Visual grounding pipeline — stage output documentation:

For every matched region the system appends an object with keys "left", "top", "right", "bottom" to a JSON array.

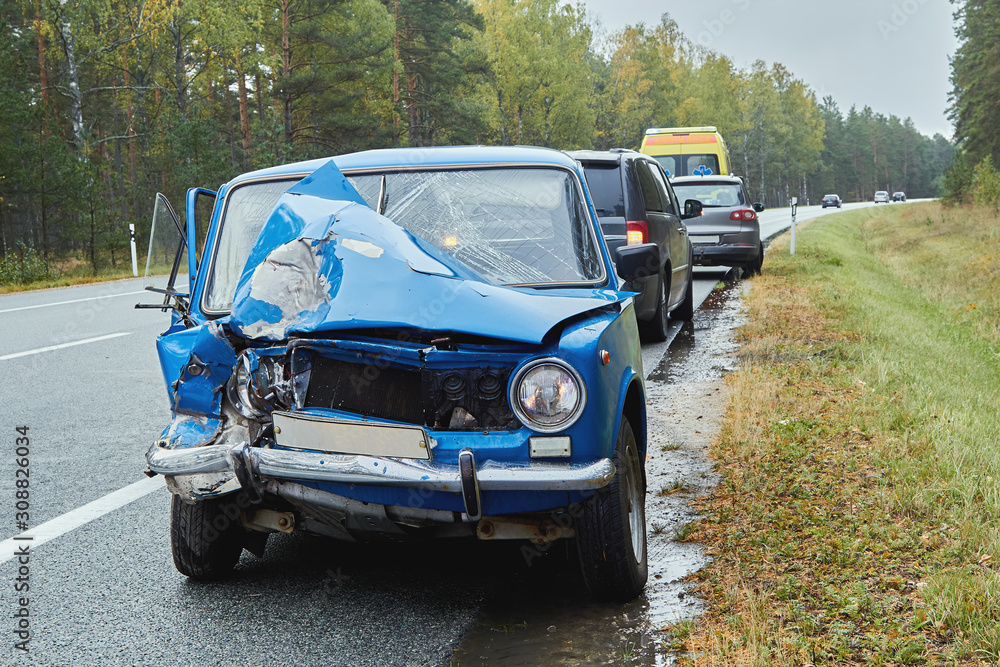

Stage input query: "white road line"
[
  {"left": 0, "top": 333, "right": 132, "bottom": 361},
  {"left": 0, "top": 290, "right": 147, "bottom": 314},
  {"left": 0, "top": 476, "right": 163, "bottom": 564}
]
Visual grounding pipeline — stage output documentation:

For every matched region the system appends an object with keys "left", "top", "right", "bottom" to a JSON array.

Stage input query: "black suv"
[{"left": 570, "top": 149, "right": 696, "bottom": 342}]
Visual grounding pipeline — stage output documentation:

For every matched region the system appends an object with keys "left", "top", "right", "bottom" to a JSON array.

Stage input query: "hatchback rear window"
[{"left": 672, "top": 181, "right": 746, "bottom": 208}]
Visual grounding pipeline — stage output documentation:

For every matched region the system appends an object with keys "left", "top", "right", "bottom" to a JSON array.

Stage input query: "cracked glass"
[
  {"left": 204, "top": 179, "right": 298, "bottom": 312},
  {"left": 348, "top": 168, "right": 604, "bottom": 286}
]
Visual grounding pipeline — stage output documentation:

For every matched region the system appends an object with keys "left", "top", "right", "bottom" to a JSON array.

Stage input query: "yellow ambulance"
[{"left": 640, "top": 127, "right": 732, "bottom": 178}]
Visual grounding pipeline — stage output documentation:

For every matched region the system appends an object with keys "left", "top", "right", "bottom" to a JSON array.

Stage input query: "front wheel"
[
  {"left": 170, "top": 494, "right": 247, "bottom": 580},
  {"left": 575, "top": 416, "right": 648, "bottom": 601}
]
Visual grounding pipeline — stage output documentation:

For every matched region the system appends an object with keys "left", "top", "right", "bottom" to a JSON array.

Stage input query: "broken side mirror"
[
  {"left": 681, "top": 199, "right": 703, "bottom": 219},
  {"left": 615, "top": 243, "right": 660, "bottom": 282},
  {"left": 753, "top": 202, "right": 765, "bottom": 213}
]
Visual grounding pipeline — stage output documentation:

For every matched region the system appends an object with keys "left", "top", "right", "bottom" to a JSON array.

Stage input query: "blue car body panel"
[{"left": 151, "top": 146, "right": 647, "bottom": 517}]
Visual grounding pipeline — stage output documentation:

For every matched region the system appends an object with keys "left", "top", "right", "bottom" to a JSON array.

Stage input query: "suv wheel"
[
  {"left": 575, "top": 415, "right": 648, "bottom": 601},
  {"left": 743, "top": 242, "right": 764, "bottom": 277},
  {"left": 637, "top": 270, "right": 669, "bottom": 343},
  {"left": 671, "top": 259, "right": 694, "bottom": 321}
]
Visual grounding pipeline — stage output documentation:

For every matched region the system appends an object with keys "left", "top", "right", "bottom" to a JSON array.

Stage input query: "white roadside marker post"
[
  {"left": 790, "top": 197, "right": 798, "bottom": 255},
  {"left": 129, "top": 223, "right": 138, "bottom": 277}
]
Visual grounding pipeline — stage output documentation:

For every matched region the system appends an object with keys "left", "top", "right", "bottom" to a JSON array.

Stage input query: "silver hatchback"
[{"left": 671, "top": 175, "right": 765, "bottom": 275}]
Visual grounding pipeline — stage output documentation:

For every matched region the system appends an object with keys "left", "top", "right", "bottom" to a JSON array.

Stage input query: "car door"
[
  {"left": 632, "top": 159, "right": 674, "bottom": 300},
  {"left": 646, "top": 161, "right": 687, "bottom": 308}
]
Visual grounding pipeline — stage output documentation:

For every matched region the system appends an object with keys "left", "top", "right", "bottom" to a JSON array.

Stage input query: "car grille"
[
  {"left": 305, "top": 355, "right": 425, "bottom": 425},
  {"left": 302, "top": 353, "right": 518, "bottom": 431}
]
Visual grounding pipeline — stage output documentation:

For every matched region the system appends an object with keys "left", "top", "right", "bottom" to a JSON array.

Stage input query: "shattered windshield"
[
  {"left": 204, "top": 179, "right": 298, "bottom": 312},
  {"left": 347, "top": 167, "right": 604, "bottom": 286},
  {"left": 203, "top": 166, "right": 605, "bottom": 314}
]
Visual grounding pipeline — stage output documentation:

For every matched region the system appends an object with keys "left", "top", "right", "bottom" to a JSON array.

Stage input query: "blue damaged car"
[{"left": 140, "top": 146, "right": 654, "bottom": 601}]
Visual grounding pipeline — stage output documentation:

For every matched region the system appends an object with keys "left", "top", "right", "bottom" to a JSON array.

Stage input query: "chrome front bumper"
[{"left": 147, "top": 442, "right": 615, "bottom": 514}]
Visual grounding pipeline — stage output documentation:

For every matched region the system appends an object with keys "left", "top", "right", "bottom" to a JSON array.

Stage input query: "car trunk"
[{"left": 684, "top": 208, "right": 746, "bottom": 242}]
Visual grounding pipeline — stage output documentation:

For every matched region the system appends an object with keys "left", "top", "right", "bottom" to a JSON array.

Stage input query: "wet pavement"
[
  {"left": 0, "top": 277, "right": 746, "bottom": 666},
  {"left": 448, "top": 278, "right": 748, "bottom": 666}
]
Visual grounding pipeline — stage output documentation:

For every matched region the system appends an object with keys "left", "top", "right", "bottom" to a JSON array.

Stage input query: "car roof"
[
  {"left": 227, "top": 145, "right": 581, "bottom": 185},
  {"left": 670, "top": 175, "right": 744, "bottom": 185},
  {"left": 566, "top": 148, "right": 649, "bottom": 165}
]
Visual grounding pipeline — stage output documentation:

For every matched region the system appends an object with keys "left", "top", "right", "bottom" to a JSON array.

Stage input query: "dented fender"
[{"left": 156, "top": 321, "right": 237, "bottom": 417}]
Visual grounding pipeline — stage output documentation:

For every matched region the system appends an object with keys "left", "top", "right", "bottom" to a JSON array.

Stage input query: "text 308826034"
[{"left": 12, "top": 425, "right": 31, "bottom": 653}]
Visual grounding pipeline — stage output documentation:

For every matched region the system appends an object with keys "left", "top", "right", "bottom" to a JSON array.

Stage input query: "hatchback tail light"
[
  {"left": 730, "top": 209, "right": 756, "bottom": 221},
  {"left": 626, "top": 220, "right": 648, "bottom": 245}
]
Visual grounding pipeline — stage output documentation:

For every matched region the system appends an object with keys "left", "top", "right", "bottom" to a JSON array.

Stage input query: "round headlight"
[
  {"left": 511, "top": 359, "right": 586, "bottom": 432},
  {"left": 226, "top": 352, "right": 287, "bottom": 419}
]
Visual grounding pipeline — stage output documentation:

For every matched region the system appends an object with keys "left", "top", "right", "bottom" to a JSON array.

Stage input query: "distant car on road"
[
  {"left": 874, "top": 191, "right": 890, "bottom": 203},
  {"left": 571, "top": 149, "right": 696, "bottom": 342},
  {"left": 671, "top": 175, "right": 765, "bottom": 276},
  {"left": 892, "top": 191, "right": 907, "bottom": 202},
  {"left": 821, "top": 194, "right": 842, "bottom": 209}
]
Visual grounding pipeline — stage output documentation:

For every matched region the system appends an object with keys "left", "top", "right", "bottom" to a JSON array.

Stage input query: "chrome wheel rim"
[{"left": 624, "top": 447, "right": 645, "bottom": 563}]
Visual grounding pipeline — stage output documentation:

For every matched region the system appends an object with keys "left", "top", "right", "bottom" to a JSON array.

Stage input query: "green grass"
[
  {"left": 672, "top": 202, "right": 1000, "bottom": 665},
  {"left": 659, "top": 479, "right": 690, "bottom": 495},
  {"left": 0, "top": 251, "right": 167, "bottom": 294}
]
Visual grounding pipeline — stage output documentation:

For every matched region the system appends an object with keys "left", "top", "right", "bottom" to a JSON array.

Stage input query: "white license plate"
[
  {"left": 271, "top": 411, "right": 431, "bottom": 460},
  {"left": 692, "top": 235, "right": 720, "bottom": 245}
]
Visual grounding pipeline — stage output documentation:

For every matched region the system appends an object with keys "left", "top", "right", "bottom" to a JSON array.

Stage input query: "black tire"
[
  {"left": 170, "top": 494, "right": 246, "bottom": 580},
  {"left": 637, "top": 270, "right": 669, "bottom": 343},
  {"left": 575, "top": 415, "right": 648, "bottom": 602},
  {"left": 671, "top": 262, "right": 694, "bottom": 322},
  {"left": 743, "top": 241, "right": 764, "bottom": 277}
]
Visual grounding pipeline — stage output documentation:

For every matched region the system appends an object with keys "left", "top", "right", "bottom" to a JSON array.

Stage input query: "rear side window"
[
  {"left": 647, "top": 163, "right": 677, "bottom": 216},
  {"left": 634, "top": 161, "right": 664, "bottom": 213},
  {"left": 580, "top": 164, "right": 625, "bottom": 217}
]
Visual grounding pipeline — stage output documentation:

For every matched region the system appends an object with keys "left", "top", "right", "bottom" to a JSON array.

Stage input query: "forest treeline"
[
  {"left": 0, "top": 0, "right": 953, "bottom": 279},
  {"left": 944, "top": 0, "right": 1000, "bottom": 207}
]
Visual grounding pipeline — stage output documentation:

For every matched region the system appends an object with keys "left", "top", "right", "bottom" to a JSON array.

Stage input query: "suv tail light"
[
  {"left": 626, "top": 220, "right": 648, "bottom": 245},
  {"left": 730, "top": 209, "right": 756, "bottom": 221}
]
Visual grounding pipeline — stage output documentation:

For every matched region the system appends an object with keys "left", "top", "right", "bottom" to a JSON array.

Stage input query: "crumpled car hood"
[{"left": 228, "top": 161, "right": 625, "bottom": 345}]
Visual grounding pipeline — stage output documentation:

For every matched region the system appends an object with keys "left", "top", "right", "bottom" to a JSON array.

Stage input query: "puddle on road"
[{"left": 448, "top": 280, "right": 748, "bottom": 666}]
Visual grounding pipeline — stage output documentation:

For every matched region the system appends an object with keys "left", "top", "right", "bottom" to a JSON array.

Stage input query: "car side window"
[
  {"left": 634, "top": 161, "right": 664, "bottom": 213},
  {"left": 648, "top": 163, "right": 678, "bottom": 216}
]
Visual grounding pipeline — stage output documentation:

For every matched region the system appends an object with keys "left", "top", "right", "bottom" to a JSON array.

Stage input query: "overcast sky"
[{"left": 580, "top": 0, "right": 959, "bottom": 139}]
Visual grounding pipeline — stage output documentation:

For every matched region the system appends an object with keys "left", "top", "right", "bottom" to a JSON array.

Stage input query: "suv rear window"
[
  {"left": 580, "top": 164, "right": 625, "bottom": 217},
  {"left": 672, "top": 181, "right": 746, "bottom": 208}
]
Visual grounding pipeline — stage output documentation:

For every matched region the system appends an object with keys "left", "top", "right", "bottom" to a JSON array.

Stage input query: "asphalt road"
[{"left": 0, "top": 198, "right": 916, "bottom": 665}]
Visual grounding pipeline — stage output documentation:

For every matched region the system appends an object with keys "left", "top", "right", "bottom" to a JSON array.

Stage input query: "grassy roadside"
[
  {"left": 669, "top": 202, "right": 1000, "bottom": 665},
  {"left": 0, "top": 268, "right": 141, "bottom": 295}
]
